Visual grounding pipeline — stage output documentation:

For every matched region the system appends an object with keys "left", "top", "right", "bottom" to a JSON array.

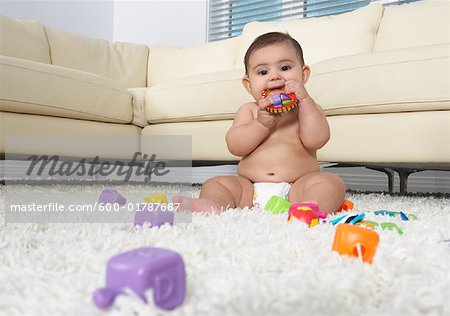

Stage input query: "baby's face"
[{"left": 243, "top": 42, "right": 305, "bottom": 101}]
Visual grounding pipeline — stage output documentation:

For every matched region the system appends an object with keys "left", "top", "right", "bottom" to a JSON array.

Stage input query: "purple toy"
[
  {"left": 134, "top": 203, "right": 174, "bottom": 227},
  {"left": 98, "top": 188, "right": 126, "bottom": 205},
  {"left": 93, "top": 247, "right": 185, "bottom": 310}
]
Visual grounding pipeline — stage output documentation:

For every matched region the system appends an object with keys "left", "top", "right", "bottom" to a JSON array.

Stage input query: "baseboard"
[{"left": 1, "top": 161, "right": 449, "bottom": 193}]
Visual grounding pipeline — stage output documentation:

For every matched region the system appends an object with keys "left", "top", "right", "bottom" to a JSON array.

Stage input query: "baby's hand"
[
  {"left": 256, "top": 98, "right": 280, "bottom": 129},
  {"left": 285, "top": 80, "right": 310, "bottom": 100}
]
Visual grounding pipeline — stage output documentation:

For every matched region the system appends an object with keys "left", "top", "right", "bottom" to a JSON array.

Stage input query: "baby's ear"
[
  {"left": 242, "top": 75, "right": 252, "bottom": 95},
  {"left": 302, "top": 65, "right": 311, "bottom": 84}
]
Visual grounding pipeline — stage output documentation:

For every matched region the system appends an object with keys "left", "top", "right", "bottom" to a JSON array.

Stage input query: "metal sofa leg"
[
  {"left": 394, "top": 168, "right": 422, "bottom": 194},
  {"left": 366, "top": 166, "right": 395, "bottom": 193}
]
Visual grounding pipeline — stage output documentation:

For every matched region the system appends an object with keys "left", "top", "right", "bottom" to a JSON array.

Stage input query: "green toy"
[
  {"left": 264, "top": 196, "right": 291, "bottom": 214},
  {"left": 357, "top": 220, "right": 404, "bottom": 235}
]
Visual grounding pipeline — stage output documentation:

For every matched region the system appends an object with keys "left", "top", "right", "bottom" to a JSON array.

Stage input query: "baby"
[{"left": 174, "top": 32, "right": 345, "bottom": 214}]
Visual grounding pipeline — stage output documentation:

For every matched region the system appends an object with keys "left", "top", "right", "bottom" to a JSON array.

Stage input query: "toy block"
[
  {"left": 134, "top": 203, "right": 174, "bottom": 227},
  {"left": 93, "top": 247, "right": 185, "bottom": 310},
  {"left": 98, "top": 188, "right": 126, "bottom": 205},
  {"left": 264, "top": 196, "right": 291, "bottom": 214},
  {"left": 332, "top": 224, "right": 379, "bottom": 264},
  {"left": 287, "top": 202, "right": 320, "bottom": 227},
  {"left": 337, "top": 199, "right": 354, "bottom": 212},
  {"left": 144, "top": 193, "right": 168, "bottom": 204}
]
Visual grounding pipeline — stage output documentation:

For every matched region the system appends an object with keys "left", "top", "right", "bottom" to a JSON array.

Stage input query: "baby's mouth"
[
  {"left": 266, "top": 79, "right": 286, "bottom": 90},
  {"left": 264, "top": 88, "right": 286, "bottom": 100}
]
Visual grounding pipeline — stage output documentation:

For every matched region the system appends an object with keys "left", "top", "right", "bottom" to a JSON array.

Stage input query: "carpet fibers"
[{"left": 0, "top": 183, "right": 449, "bottom": 316}]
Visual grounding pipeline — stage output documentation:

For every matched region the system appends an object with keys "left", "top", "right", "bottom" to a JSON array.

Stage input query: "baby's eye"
[
  {"left": 281, "top": 65, "right": 291, "bottom": 71},
  {"left": 257, "top": 69, "right": 268, "bottom": 76}
]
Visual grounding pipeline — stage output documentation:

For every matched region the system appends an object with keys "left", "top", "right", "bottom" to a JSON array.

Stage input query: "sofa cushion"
[
  {"left": 374, "top": 0, "right": 450, "bottom": 51},
  {"left": 307, "top": 43, "right": 450, "bottom": 115},
  {"left": 0, "top": 15, "right": 51, "bottom": 64},
  {"left": 148, "top": 36, "right": 241, "bottom": 86},
  {"left": 145, "top": 69, "right": 253, "bottom": 123},
  {"left": 318, "top": 111, "right": 450, "bottom": 164},
  {"left": 235, "top": 2, "right": 383, "bottom": 68},
  {"left": 45, "top": 26, "right": 149, "bottom": 88},
  {"left": 142, "top": 120, "right": 237, "bottom": 161},
  {"left": 0, "top": 56, "right": 132, "bottom": 123},
  {"left": 1, "top": 112, "right": 141, "bottom": 159}
]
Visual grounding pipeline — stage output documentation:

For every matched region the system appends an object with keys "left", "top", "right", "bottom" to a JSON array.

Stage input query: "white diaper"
[{"left": 253, "top": 182, "right": 291, "bottom": 208}]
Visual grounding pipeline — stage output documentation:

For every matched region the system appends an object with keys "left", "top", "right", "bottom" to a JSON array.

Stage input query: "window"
[{"left": 208, "top": 0, "right": 422, "bottom": 41}]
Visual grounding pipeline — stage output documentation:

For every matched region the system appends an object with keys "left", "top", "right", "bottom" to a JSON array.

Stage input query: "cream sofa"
[{"left": 1, "top": 1, "right": 449, "bottom": 172}]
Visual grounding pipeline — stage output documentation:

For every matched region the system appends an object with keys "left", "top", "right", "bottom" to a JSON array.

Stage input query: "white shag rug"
[{"left": 1, "top": 183, "right": 449, "bottom": 316}]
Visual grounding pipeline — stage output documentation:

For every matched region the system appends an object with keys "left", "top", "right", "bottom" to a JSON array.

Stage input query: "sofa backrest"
[
  {"left": 374, "top": 0, "right": 450, "bottom": 51},
  {"left": 147, "top": 36, "right": 240, "bottom": 86},
  {"left": 44, "top": 26, "right": 149, "bottom": 88},
  {"left": 235, "top": 2, "right": 383, "bottom": 68},
  {"left": 0, "top": 15, "right": 51, "bottom": 64}
]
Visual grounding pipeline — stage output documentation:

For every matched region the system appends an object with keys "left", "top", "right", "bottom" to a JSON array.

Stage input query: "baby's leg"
[
  {"left": 173, "top": 175, "right": 254, "bottom": 213},
  {"left": 289, "top": 172, "right": 346, "bottom": 213}
]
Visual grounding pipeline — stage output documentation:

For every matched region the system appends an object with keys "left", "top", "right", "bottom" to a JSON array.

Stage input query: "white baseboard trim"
[{"left": 1, "top": 161, "right": 449, "bottom": 193}]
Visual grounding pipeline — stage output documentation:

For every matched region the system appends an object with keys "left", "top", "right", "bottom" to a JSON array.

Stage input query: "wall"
[
  {"left": 0, "top": 0, "right": 114, "bottom": 41},
  {"left": 113, "top": 1, "right": 207, "bottom": 46},
  {"left": 0, "top": 0, "right": 207, "bottom": 46}
]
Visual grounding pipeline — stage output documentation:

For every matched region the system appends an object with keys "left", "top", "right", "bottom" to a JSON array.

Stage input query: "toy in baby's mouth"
[{"left": 262, "top": 88, "right": 299, "bottom": 114}]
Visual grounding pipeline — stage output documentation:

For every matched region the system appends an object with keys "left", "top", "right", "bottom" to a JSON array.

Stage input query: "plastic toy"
[
  {"left": 331, "top": 213, "right": 365, "bottom": 226},
  {"left": 98, "top": 188, "right": 126, "bottom": 205},
  {"left": 93, "top": 247, "right": 185, "bottom": 310},
  {"left": 144, "top": 193, "right": 168, "bottom": 204},
  {"left": 374, "top": 210, "right": 417, "bottom": 221},
  {"left": 134, "top": 203, "right": 174, "bottom": 228},
  {"left": 332, "top": 224, "right": 379, "bottom": 264},
  {"left": 337, "top": 199, "right": 354, "bottom": 212},
  {"left": 380, "top": 222, "right": 404, "bottom": 235},
  {"left": 287, "top": 202, "right": 327, "bottom": 227},
  {"left": 264, "top": 196, "right": 291, "bottom": 214},
  {"left": 355, "top": 220, "right": 404, "bottom": 235},
  {"left": 262, "top": 89, "right": 299, "bottom": 114}
]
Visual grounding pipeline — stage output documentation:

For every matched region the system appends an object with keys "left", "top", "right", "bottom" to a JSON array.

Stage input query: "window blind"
[{"left": 208, "top": 0, "right": 422, "bottom": 42}]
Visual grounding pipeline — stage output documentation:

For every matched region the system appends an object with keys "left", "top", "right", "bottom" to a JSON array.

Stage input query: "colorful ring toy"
[{"left": 262, "top": 89, "right": 299, "bottom": 114}]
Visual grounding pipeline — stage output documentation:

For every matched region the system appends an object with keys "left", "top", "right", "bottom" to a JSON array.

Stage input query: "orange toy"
[
  {"left": 332, "top": 224, "right": 379, "bottom": 264},
  {"left": 337, "top": 199, "right": 354, "bottom": 212}
]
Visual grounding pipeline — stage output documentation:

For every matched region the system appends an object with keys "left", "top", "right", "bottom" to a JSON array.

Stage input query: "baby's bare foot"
[{"left": 173, "top": 195, "right": 223, "bottom": 214}]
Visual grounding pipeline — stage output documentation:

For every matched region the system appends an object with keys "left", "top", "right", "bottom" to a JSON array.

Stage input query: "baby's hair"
[{"left": 244, "top": 32, "right": 305, "bottom": 75}]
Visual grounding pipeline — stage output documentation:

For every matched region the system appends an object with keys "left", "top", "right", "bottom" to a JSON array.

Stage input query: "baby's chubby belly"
[{"left": 237, "top": 140, "right": 320, "bottom": 183}]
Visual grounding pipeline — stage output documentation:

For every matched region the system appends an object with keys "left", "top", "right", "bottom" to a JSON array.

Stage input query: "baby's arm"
[
  {"left": 226, "top": 102, "right": 277, "bottom": 157},
  {"left": 286, "top": 81, "right": 330, "bottom": 150}
]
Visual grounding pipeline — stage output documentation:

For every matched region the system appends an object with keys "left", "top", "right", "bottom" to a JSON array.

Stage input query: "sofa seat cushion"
[
  {"left": 1, "top": 112, "right": 141, "bottom": 160},
  {"left": 0, "top": 56, "right": 133, "bottom": 124},
  {"left": 145, "top": 69, "right": 253, "bottom": 124},
  {"left": 141, "top": 120, "right": 237, "bottom": 161},
  {"left": 318, "top": 111, "right": 450, "bottom": 164},
  {"left": 307, "top": 44, "right": 450, "bottom": 115}
]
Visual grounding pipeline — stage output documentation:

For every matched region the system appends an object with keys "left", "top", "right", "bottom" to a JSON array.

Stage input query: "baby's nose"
[{"left": 269, "top": 71, "right": 281, "bottom": 80}]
